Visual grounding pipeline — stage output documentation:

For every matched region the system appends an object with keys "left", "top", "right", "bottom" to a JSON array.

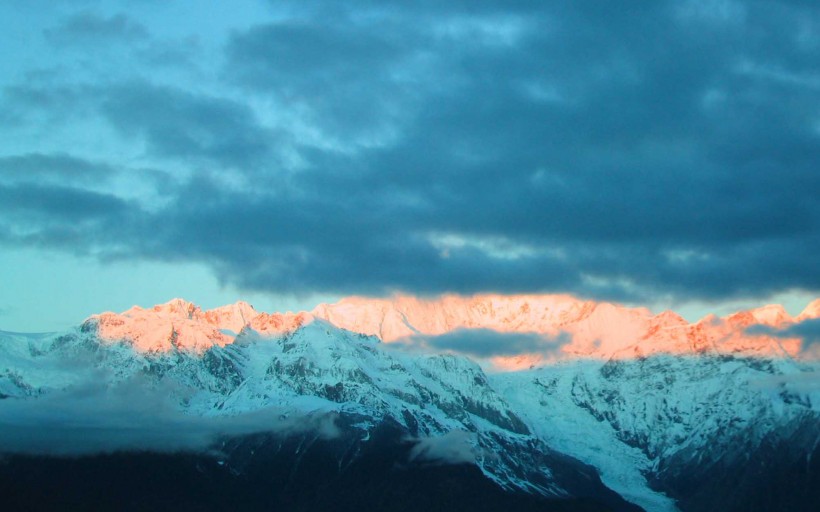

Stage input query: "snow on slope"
[
  {"left": 494, "top": 352, "right": 818, "bottom": 512},
  {"left": 797, "top": 299, "right": 820, "bottom": 321},
  {"left": 0, "top": 321, "right": 584, "bottom": 498},
  {"left": 495, "top": 361, "right": 681, "bottom": 512},
  {"left": 2, "top": 295, "right": 820, "bottom": 511}
]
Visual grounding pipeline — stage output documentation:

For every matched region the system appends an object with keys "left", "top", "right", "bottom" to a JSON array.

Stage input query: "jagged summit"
[
  {"left": 92, "top": 299, "right": 261, "bottom": 352},
  {"left": 203, "top": 301, "right": 260, "bottom": 333},
  {"left": 120, "top": 297, "right": 199, "bottom": 318},
  {"left": 82, "top": 294, "right": 820, "bottom": 362},
  {"left": 798, "top": 298, "right": 820, "bottom": 321},
  {"left": 723, "top": 304, "right": 793, "bottom": 327}
]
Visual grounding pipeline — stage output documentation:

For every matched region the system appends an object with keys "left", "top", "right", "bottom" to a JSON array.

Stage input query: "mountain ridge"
[
  {"left": 87, "top": 294, "right": 819, "bottom": 364},
  {"left": 2, "top": 295, "right": 819, "bottom": 511}
]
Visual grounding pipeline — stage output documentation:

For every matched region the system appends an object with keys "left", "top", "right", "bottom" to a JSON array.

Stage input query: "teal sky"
[
  {"left": 1, "top": 0, "right": 819, "bottom": 331},
  {"left": 0, "top": 246, "right": 335, "bottom": 331}
]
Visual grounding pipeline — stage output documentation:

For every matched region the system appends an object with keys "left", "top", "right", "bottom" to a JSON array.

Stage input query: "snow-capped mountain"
[
  {"left": 1, "top": 294, "right": 818, "bottom": 511},
  {"left": 89, "top": 294, "right": 814, "bottom": 363}
]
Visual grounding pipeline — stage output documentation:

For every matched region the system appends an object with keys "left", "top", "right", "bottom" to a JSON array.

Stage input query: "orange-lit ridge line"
[{"left": 90, "top": 294, "right": 820, "bottom": 368}]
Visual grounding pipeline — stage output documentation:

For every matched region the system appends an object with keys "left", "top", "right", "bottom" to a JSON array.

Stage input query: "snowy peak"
[
  {"left": 132, "top": 298, "right": 201, "bottom": 319},
  {"left": 248, "top": 311, "right": 314, "bottom": 336},
  {"left": 724, "top": 304, "right": 792, "bottom": 328},
  {"left": 82, "top": 294, "right": 819, "bottom": 361},
  {"left": 92, "top": 311, "right": 229, "bottom": 353},
  {"left": 310, "top": 294, "right": 809, "bottom": 361},
  {"left": 652, "top": 310, "right": 688, "bottom": 327},
  {"left": 798, "top": 299, "right": 820, "bottom": 321},
  {"left": 312, "top": 293, "right": 595, "bottom": 340},
  {"left": 750, "top": 304, "right": 792, "bottom": 325},
  {"left": 91, "top": 299, "right": 262, "bottom": 352},
  {"left": 202, "top": 301, "right": 260, "bottom": 333}
]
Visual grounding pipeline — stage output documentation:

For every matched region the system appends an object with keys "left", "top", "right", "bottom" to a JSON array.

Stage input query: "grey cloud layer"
[
  {"left": 747, "top": 318, "right": 820, "bottom": 352},
  {"left": 1, "top": 0, "right": 819, "bottom": 301},
  {"left": 0, "top": 153, "right": 114, "bottom": 183},
  {"left": 100, "top": 82, "right": 282, "bottom": 169},
  {"left": 44, "top": 12, "right": 148, "bottom": 46},
  {"left": 395, "top": 329, "right": 569, "bottom": 358}
]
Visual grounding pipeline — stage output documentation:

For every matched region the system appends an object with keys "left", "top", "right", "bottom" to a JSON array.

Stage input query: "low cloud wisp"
[{"left": 0, "top": 376, "right": 339, "bottom": 457}]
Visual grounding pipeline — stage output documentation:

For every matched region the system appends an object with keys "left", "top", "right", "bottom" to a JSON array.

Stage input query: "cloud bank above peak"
[{"left": 1, "top": 0, "right": 819, "bottom": 309}]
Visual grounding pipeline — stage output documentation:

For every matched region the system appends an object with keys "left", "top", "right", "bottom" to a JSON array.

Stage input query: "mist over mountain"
[{"left": 1, "top": 294, "right": 818, "bottom": 511}]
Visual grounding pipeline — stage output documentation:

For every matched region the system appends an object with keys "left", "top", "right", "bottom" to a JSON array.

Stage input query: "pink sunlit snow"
[{"left": 91, "top": 294, "right": 818, "bottom": 366}]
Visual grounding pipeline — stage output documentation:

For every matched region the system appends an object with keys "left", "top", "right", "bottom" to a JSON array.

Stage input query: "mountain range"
[{"left": 1, "top": 294, "right": 818, "bottom": 511}]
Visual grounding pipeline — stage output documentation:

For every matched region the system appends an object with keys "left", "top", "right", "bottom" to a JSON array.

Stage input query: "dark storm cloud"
[
  {"left": 213, "top": 0, "right": 820, "bottom": 300},
  {"left": 747, "top": 318, "right": 820, "bottom": 352},
  {"left": 1, "top": 83, "right": 94, "bottom": 124},
  {"left": 99, "top": 82, "right": 282, "bottom": 169},
  {"left": 3, "top": 0, "right": 820, "bottom": 302},
  {"left": 1, "top": 80, "right": 280, "bottom": 170},
  {"left": 0, "top": 153, "right": 114, "bottom": 184},
  {"left": 226, "top": 19, "right": 422, "bottom": 142},
  {"left": 44, "top": 12, "right": 148, "bottom": 45},
  {"left": 0, "top": 183, "right": 128, "bottom": 220},
  {"left": 0, "top": 183, "right": 136, "bottom": 254},
  {"left": 136, "top": 38, "right": 203, "bottom": 70}
]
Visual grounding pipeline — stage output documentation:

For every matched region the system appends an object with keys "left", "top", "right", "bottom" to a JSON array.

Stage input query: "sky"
[{"left": 0, "top": 0, "right": 819, "bottom": 331}]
